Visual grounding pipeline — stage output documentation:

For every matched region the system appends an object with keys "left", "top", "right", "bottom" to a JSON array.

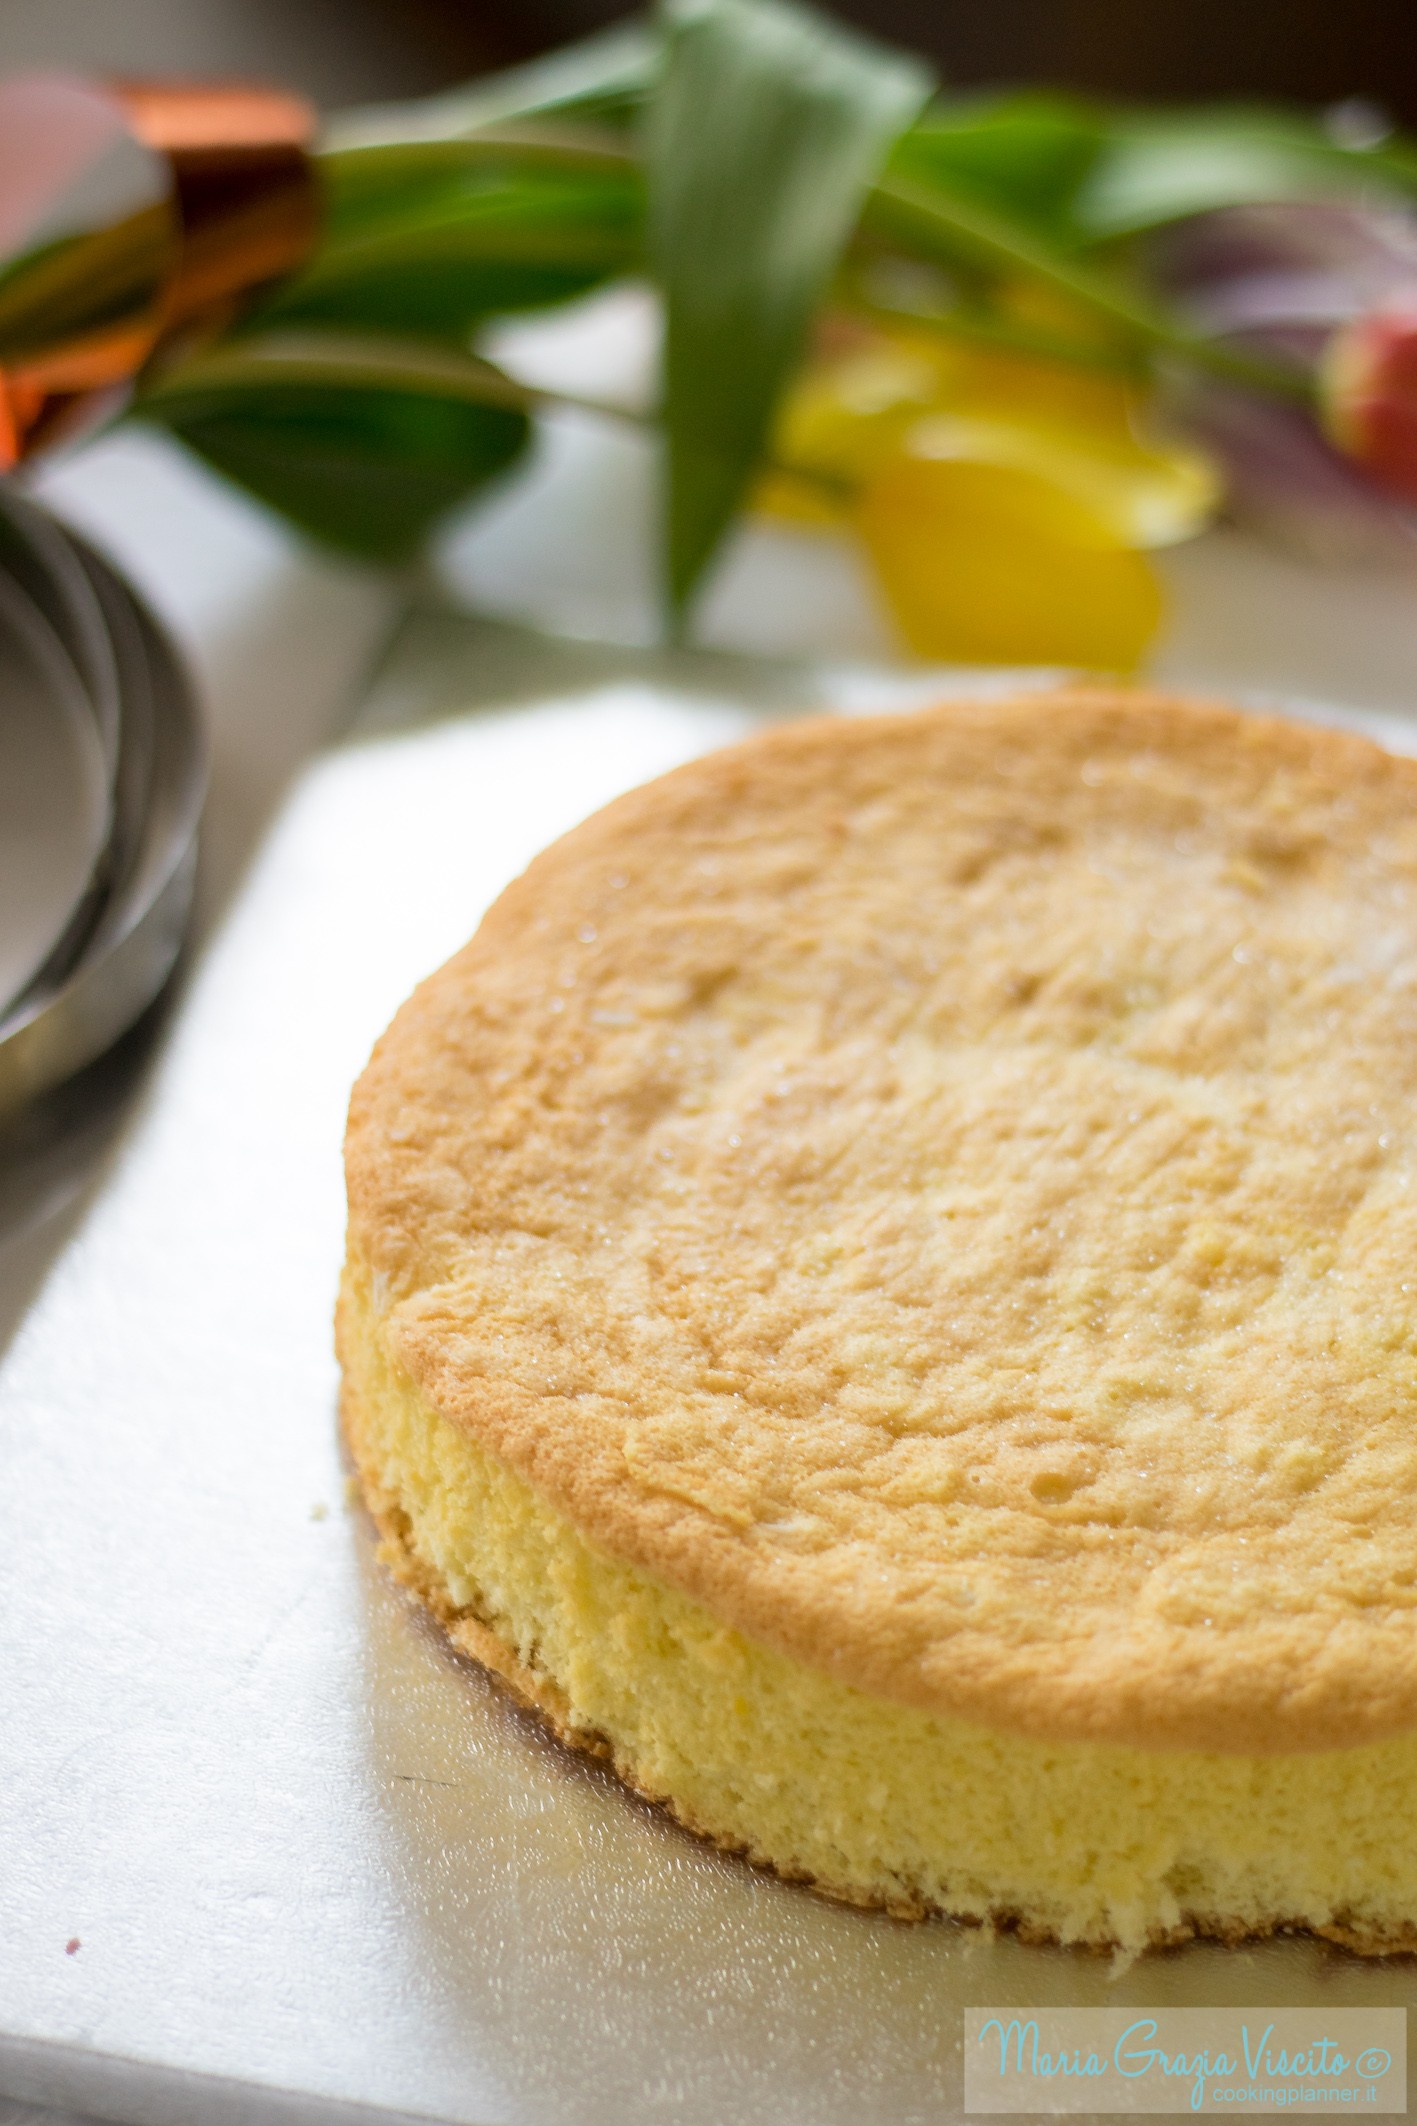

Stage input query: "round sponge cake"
[{"left": 340, "top": 688, "right": 1417, "bottom": 1952}]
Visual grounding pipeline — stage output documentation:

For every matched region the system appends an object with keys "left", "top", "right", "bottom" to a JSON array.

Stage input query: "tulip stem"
[{"left": 864, "top": 172, "right": 1315, "bottom": 406}]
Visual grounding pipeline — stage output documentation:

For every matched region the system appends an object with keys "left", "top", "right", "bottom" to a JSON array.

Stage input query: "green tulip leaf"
[
  {"left": 649, "top": 0, "right": 931, "bottom": 623},
  {"left": 324, "top": 20, "right": 657, "bottom": 160},
  {"left": 888, "top": 93, "right": 1107, "bottom": 248},
  {"left": 1075, "top": 108, "right": 1417, "bottom": 238},
  {"left": 258, "top": 156, "right": 642, "bottom": 340},
  {"left": 138, "top": 335, "right": 533, "bottom": 562}
]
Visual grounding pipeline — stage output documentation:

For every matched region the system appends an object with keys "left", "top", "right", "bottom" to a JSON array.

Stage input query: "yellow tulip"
[
  {"left": 857, "top": 440, "right": 1162, "bottom": 669},
  {"left": 923, "top": 348, "right": 1218, "bottom": 547},
  {"left": 759, "top": 323, "right": 1221, "bottom": 667},
  {"left": 756, "top": 330, "right": 946, "bottom": 525}
]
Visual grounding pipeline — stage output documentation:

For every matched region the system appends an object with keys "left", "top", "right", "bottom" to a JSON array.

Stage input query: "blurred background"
[{"left": 2, "top": 0, "right": 1415, "bottom": 123}]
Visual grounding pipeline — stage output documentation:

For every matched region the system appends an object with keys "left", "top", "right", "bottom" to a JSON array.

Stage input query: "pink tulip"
[{"left": 1323, "top": 292, "right": 1417, "bottom": 502}]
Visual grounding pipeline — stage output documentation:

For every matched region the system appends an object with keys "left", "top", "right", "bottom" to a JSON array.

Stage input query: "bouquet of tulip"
[{"left": 7, "top": 0, "right": 1417, "bottom": 669}]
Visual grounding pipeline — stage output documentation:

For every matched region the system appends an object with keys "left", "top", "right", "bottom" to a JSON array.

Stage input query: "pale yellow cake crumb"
[{"left": 340, "top": 1260, "right": 1417, "bottom": 1953}]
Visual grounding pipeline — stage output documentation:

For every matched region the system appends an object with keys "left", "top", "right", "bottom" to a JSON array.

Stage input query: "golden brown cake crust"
[
  {"left": 345, "top": 689, "right": 1417, "bottom": 1756},
  {"left": 338, "top": 1368, "right": 1417, "bottom": 1958}
]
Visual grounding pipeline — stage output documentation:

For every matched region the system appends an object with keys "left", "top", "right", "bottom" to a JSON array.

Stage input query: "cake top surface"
[{"left": 345, "top": 689, "right": 1417, "bottom": 1753}]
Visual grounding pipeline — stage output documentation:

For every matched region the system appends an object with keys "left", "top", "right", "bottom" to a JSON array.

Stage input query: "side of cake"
[
  {"left": 340, "top": 689, "right": 1417, "bottom": 1953},
  {"left": 339, "top": 1261, "right": 1417, "bottom": 1953}
]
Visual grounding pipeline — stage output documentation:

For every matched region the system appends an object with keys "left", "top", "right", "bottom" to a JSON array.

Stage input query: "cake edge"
[
  {"left": 338, "top": 1363, "right": 1417, "bottom": 1963},
  {"left": 346, "top": 687, "right": 1417, "bottom": 1759}
]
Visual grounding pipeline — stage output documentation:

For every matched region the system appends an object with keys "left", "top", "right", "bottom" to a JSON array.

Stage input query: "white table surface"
[
  {"left": 0, "top": 425, "right": 401, "bottom": 2126},
  {"left": 6, "top": 305, "right": 1417, "bottom": 2126},
  {"left": 0, "top": 34, "right": 422, "bottom": 2126}
]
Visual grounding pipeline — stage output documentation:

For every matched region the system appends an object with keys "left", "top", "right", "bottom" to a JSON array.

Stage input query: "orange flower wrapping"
[{"left": 0, "top": 73, "right": 318, "bottom": 466}]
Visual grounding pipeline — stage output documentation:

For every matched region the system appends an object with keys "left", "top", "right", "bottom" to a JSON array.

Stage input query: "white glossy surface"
[
  {"left": 4, "top": 605, "right": 1417, "bottom": 2126},
  {"left": 8, "top": 283, "right": 1417, "bottom": 2121}
]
